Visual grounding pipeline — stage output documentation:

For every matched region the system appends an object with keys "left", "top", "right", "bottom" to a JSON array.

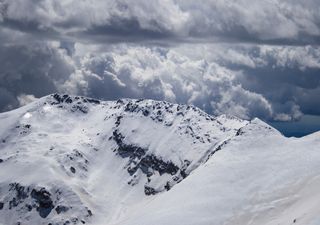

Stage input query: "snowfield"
[{"left": 0, "top": 94, "right": 319, "bottom": 225}]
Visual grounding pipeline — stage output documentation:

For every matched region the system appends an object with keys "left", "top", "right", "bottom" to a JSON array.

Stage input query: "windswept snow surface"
[{"left": 0, "top": 94, "right": 319, "bottom": 225}]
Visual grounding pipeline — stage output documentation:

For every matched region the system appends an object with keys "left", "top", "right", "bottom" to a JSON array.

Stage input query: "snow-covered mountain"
[{"left": 0, "top": 94, "right": 319, "bottom": 225}]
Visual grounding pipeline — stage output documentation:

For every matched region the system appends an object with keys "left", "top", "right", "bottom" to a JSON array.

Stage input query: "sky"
[{"left": 0, "top": 0, "right": 319, "bottom": 136}]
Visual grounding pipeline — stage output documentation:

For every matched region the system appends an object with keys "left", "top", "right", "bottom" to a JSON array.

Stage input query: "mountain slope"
[
  {"left": 117, "top": 120, "right": 320, "bottom": 225},
  {"left": 0, "top": 94, "right": 319, "bottom": 225},
  {"left": 0, "top": 94, "right": 246, "bottom": 225}
]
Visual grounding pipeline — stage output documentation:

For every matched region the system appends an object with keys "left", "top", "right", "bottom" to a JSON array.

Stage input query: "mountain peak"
[{"left": 0, "top": 93, "right": 249, "bottom": 225}]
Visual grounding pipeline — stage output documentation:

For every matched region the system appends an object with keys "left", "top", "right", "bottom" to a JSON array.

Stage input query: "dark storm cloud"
[
  {"left": 212, "top": 45, "right": 320, "bottom": 120},
  {"left": 0, "top": 43, "right": 74, "bottom": 111},
  {"left": 77, "top": 18, "right": 176, "bottom": 45},
  {"left": 1, "top": 0, "right": 320, "bottom": 45}
]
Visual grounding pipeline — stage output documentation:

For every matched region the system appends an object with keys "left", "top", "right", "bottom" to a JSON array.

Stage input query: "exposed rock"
[
  {"left": 144, "top": 186, "right": 157, "bottom": 195},
  {"left": 31, "top": 188, "right": 54, "bottom": 218},
  {"left": 85, "top": 98, "right": 100, "bottom": 105},
  {"left": 55, "top": 205, "right": 69, "bottom": 214},
  {"left": 8, "top": 183, "right": 29, "bottom": 209},
  {"left": 86, "top": 208, "right": 93, "bottom": 217},
  {"left": 112, "top": 130, "right": 179, "bottom": 177},
  {"left": 70, "top": 167, "right": 76, "bottom": 174}
]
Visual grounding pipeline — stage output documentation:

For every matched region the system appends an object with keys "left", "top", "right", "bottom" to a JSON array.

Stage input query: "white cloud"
[
  {"left": 17, "top": 94, "right": 38, "bottom": 106},
  {"left": 60, "top": 45, "right": 278, "bottom": 120},
  {"left": 59, "top": 43, "right": 320, "bottom": 121}
]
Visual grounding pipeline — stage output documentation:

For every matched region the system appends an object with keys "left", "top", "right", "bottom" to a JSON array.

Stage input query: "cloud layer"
[
  {"left": 1, "top": 0, "right": 320, "bottom": 44},
  {"left": 0, "top": 0, "right": 319, "bottom": 123},
  {"left": 67, "top": 44, "right": 320, "bottom": 121},
  {"left": 0, "top": 43, "right": 74, "bottom": 111}
]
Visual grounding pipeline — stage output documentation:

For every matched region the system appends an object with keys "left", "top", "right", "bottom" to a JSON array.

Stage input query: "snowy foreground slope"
[{"left": 0, "top": 94, "right": 319, "bottom": 225}]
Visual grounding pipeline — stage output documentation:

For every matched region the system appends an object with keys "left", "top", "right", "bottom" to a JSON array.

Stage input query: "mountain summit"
[{"left": 0, "top": 94, "right": 319, "bottom": 225}]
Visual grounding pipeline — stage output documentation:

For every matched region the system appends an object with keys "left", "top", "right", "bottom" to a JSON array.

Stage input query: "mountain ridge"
[
  {"left": 0, "top": 94, "right": 319, "bottom": 225},
  {"left": 0, "top": 93, "right": 249, "bottom": 225}
]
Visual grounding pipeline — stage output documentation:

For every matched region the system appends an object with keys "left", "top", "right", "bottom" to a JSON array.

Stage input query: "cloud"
[
  {"left": 0, "top": 42, "right": 75, "bottom": 111},
  {"left": 59, "top": 44, "right": 320, "bottom": 121},
  {"left": 58, "top": 45, "right": 279, "bottom": 120},
  {"left": 17, "top": 94, "right": 38, "bottom": 107},
  {"left": 1, "top": 0, "right": 320, "bottom": 45},
  {"left": 229, "top": 46, "right": 320, "bottom": 119},
  {"left": 179, "top": 0, "right": 320, "bottom": 44},
  {"left": 0, "top": 0, "right": 189, "bottom": 44},
  {"left": 0, "top": 87, "right": 17, "bottom": 112},
  {"left": 0, "top": 38, "right": 319, "bottom": 122},
  {"left": 0, "top": 0, "right": 319, "bottom": 123}
]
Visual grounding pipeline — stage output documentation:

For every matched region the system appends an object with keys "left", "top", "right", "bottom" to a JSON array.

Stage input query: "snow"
[
  {"left": 114, "top": 119, "right": 320, "bottom": 225},
  {"left": 0, "top": 94, "right": 319, "bottom": 225}
]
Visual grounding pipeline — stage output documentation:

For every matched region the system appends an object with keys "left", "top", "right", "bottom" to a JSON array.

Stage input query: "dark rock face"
[
  {"left": 71, "top": 105, "right": 88, "bottom": 114},
  {"left": 236, "top": 128, "right": 244, "bottom": 136},
  {"left": 8, "top": 183, "right": 29, "bottom": 209},
  {"left": 123, "top": 101, "right": 167, "bottom": 123},
  {"left": 52, "top": 94, "right": 74, "bottom": 104},
  {"left": 70, "top": 167, "right": 76, "bottom": 174},
  {"left": 108, "top": 100, "right": 206, "bottom": 193},
  {"left": 87, "top": 209, "right": 93, "bottom": 217},
  {"left": 24, "top": 124, "right": 31, "bottom": 129},
  {"left": 6, "top": 184, "right": 55, "bottom": 218},
  {"left": 111, "top": 129, "right": 188, "bottom": 194},
  {"left": 1, "top": 183, "right": 92, "bottom": 223},
  {"left": 51, "top": 94, "right": 100, "bottom": 106},
  {"left": 112, "top": 130, "right": 179, "bottom": 177},
  {"left": 55, "top": 205, "right": 69, "bottom": 214},
  {"left": 129, "top": 155, "right": 179, "bottom": 177},
  {"left": 26, "top": 204, "right": 32, "bottom": 211},
  {"left": 113, "top": 130, "right": 145, "bottom": 160},
  {"left": 31, "top": 188, "right": 54, "bottom": 218},
  {"left": 144, "top": 186, "right": 157, "bottom": 196},
  {"left": 85, "top": 98, "right": 100, "bottom": 105},
  {"left": 115, "top": 115, "right": 122, "bottom": 127},
  {"left": 50, "top": 94, "right": 100, "bottom": 114}
]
